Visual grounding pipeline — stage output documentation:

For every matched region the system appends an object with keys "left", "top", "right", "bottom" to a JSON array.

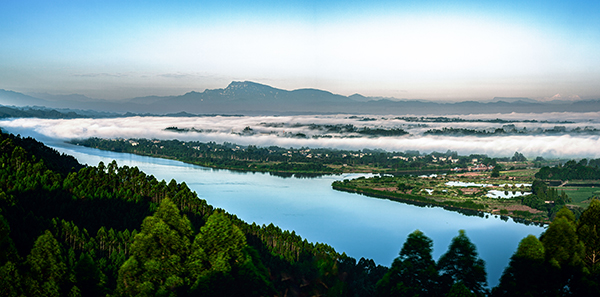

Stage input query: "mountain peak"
[
  {"left": 225, "top": 81, "right": 272, "bottom": 90},
  {"left": 349, "top": 93, "right": 369, "bottom": 102},
  {"left": 222, "top": 81, "right": 279, "bottom": 97}
]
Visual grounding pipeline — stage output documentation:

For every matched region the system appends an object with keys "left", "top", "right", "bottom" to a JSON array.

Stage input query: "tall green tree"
[
  {"left": 188, "top": 212, "right": 247, "bottom": 277},
  {"left": 511, "top": 152, "right": 526, "bottom": 162},
  {"left": 187, "top": 211, "right": 273, "bottom": 296},
  {"left": 116, "top": 198, "right": 193, "bottom": 296},
  {"left": 490, "top": 166, "right": 500, "bottom": 178},
  {"left": 541, "top": 207, "right": 584, "bottom": 269},
  {"left": 492, "top": 235, "right": 547, "bottom": 297},
  {"left": 539, "top": 206, "right": 585, "bottom": 295},
  {"left": 376, "top": 230, "right": 438, "bottom": 297},
  {"left": 74, "top": 252, "right": 106, "bottom": 297},
  {"left": 25, "top": 230, "right": 67, "bottom": 297},
  {"left": 577, "top": 199, "right": 600, "bottom": 274},
  {"left": 0, "top": 260, "right": 22, "bottom": 297},
  {"left": 437, "top": 230, "right": 487, "bottom": 296},
  {"left": 446, "top": 282, "right": 475, "bottom": 297},
  {"left": 0, "top": 212, "right": 18, "bottom": 266},
  {"left": 0, "top": 216, "right": 24, "bottom": 297}
]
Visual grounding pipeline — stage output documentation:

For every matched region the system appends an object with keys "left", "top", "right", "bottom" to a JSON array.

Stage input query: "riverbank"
[
  {"left": 69, "top": 137, "right": 458, "bottom": 176},
  {"left": 332, "top": 178, "right": 550, "bottom": 225}
]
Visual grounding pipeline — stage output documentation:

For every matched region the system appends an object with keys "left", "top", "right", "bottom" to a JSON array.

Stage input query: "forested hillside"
[{"left": 0, "top": 131, "right": 386, "bottom": 296}]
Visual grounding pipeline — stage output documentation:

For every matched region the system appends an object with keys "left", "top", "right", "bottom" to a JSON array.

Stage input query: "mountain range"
[{"left": 2, "top": 81, "right": 600, "bottom": 116}]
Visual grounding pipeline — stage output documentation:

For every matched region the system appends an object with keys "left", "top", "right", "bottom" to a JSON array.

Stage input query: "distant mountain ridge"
[
  {"left": 491, "top": 97, "right": 538, "bottom": 103},
  {"left": 0, "top": 89, "right": 50, "bottom": 107},
  {"left": 2, "top": 81, "right": 600, "bottom": 116},
  {"left": 28, "top": 92, "right": 101, "bottom": 103}
]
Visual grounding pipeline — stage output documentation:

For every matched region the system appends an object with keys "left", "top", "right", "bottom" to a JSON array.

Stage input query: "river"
[{"left": 7, "top": 128, "right": 544, "bottom": 287}]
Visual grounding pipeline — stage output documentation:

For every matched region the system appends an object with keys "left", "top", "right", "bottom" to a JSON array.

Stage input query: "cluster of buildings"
[{"left": 451, "top": 163, "right": 495, "bottom": 172}]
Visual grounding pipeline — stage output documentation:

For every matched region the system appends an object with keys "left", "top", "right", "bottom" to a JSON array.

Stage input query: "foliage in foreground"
[
  {"left": 2, "top": 130, "right": 600, "bottom": 296},
  {"left": 492, "top": 203, "right": 600, "bottom": 296},
  {"left": 377, "top": 230, "right": 487, "bottom": 297},
  {"left": 0, "top": 131, "right": 385, "bottom": 296}
]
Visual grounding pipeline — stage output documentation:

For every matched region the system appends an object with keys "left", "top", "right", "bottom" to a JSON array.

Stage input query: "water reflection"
[{"left": 486, "top": 190, "right": 532, "bottom": 199}]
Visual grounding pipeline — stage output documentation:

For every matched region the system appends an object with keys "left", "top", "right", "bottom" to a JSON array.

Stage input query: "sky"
[{"left": 1, "top": 0, "right": 600, "bottom": 101}]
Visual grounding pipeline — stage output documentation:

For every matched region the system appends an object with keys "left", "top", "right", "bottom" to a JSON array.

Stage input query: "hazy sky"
[{"left": 2, "top": 0, "right": 599, "bottom": 101}]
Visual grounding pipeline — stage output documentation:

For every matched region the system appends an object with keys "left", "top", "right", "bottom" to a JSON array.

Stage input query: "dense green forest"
[
  {"left": 536, "top": 159, "right": 600, "bottom": 180},
  {"left": 2, "top": 131, "right": 600, "bottom": 296},
  {"left": 0, "top": 131, "right": 387, "bottom": 296}
]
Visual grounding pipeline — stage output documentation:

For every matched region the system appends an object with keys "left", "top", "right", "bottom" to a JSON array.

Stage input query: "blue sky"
[{"left": 1, "top": 0, "right": 599, "bottom": 100}]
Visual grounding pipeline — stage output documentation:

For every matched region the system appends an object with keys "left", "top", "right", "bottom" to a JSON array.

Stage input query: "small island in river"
[
  {"left": 334, "top": 158, "right": 600, "bottom": 224},
  {"left": 332, "top": 173, "right": 547, "bottom": 224}
]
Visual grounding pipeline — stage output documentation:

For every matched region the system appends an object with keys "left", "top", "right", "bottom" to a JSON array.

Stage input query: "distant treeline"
[
  {"left": 395, "top": 116, "right": 574, "bottom": 124},
  {"left": 0, "top": 106, "right": 85, "bottom": 119},
  {"left": 536, "top": 159, "right": 600, "bottom": 180},
  {"left": 170, "top": 123, "right": 410, "bottom": 138},
  {"left": 70, "top": 137, "right": 483, "bottom": 174},
  {"left": 424, "top": 126, "right": 598, "bottom": 136},
  {"left": 302, "top": 123, "right": 409, "bottom": 137}
]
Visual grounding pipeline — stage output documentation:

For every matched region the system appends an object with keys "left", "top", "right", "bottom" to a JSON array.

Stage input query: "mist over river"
[
  {"left": 2, "top": 126, "right": 546, "bottom": 287},
  {"left": 2, "top": 112, "right": 600, "bottom": 158}
]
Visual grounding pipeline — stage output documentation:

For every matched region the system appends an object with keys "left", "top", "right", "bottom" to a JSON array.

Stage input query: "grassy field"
[
  {"left": 500, "top": 168, "right": 538, "bottom": 179},
  {"left": 566, "top": 180, "right": 600, "bottom": 186},
  {"left": 560, "top": 187, "right": 600, "bottom": 207}
]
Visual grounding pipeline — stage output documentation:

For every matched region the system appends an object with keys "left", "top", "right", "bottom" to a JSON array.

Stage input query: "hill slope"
[{"left": 0, "top": 131, "right": 385, "bottom": 296}]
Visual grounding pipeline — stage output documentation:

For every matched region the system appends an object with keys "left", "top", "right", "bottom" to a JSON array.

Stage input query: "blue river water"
[{"left": 11, "top": 129, "right": 544, "bottom": 287}]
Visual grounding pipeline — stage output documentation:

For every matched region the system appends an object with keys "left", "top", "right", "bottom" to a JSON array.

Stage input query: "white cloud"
[{"left": 2, "top": 113, "right": 600, "bottom": 158}]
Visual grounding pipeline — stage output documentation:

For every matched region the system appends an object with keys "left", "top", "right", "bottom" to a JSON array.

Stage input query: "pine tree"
[
  {"left": 538, "top": 207, "right": 585, "bottom": 294},
  {"left": 0, "top": 261, "right": 23, "bottom": 297},
  {"left": 25, "top": 230, "right": 67, "bottom": 297},
  {"left": 187, "top": 212, "right": 273, "bottom": 296},
  {"left": 492, "top": 235, "right": 547, "bottom": 296},
  {"left": 116, "top": 198, "right": 192, "bottom": 296},
  {"left": 75, "top": 252, "right": 105, "bottom": 297},
  {"left": 541, "top": 207, "right": 584, "bottom": 269},
  {"left": 577, "top": 199, "right": 600, "bottom": 273},
  {"left": 437, "top": 230, "right": 487, "bottom": 296},
  {"left": 0, "top": 212, "right": 18, "bottom": 266},
  {"left": 376, "top": 230, "right": 438, "bottom": 297}
]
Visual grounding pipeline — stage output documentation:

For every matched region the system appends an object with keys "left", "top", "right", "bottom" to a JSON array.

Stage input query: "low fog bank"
[
  {"left": 2, "top": 113, "right": 599, "bottom": 158},
  {"left": 454, "top": 111, "right": 600, "bottom": 122}
]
